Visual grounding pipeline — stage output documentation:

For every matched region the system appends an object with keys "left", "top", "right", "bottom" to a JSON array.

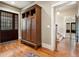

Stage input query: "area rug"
[{"left": 23, "top": 53, "right": 39, "bottom": 57}]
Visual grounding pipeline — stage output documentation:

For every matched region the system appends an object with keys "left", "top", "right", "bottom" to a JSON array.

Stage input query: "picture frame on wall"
[
  {"left": 66, "top": 23, "right": 71, "bottom": 33},
  {"left": 71, "top": 22, "right": 76, "bottom": 33}
]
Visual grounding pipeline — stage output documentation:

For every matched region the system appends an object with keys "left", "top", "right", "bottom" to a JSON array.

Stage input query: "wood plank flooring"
[{"left": 0, "top": 39, "right": 79, "bottom": 57}]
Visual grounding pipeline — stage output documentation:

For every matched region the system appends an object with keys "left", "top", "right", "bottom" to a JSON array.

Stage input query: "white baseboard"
[
  {"left": 42, "top": 43, "right": 52, "bottom": 50},
  {"left": 18, "top": 36, "right": 22, "bottom": 39}
]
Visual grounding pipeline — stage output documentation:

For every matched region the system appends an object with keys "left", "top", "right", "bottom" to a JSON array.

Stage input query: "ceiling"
[
  {"left": 55, "top": 2, "right": 77, "bottom": 12},
  {"left": 1, "top": 1, "right": 34, "bottom": 9}
]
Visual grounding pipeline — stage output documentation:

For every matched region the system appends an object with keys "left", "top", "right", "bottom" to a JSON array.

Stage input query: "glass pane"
[
  {"left": 15, "top": 15, "right": 18, "bottom": 30},
  {"left": 1, "top": 12, "right": 13, "bottom": 30}
]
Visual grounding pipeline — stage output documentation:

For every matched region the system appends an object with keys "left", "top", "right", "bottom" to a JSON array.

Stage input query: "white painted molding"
[
  {"left": 51, "top": 1, "right": 69, "bottom": 7},
  {"left": 18, "top": 12, "right": 22, "bottom": 40},
  {"left": 21, "top": 2, "right": 37, "bottom": 13},
  {"left": 42, "top": 43, "right": 52, "bottom": 50},
  {"left": 50, "top": 7, "right": 56, "bottom": 51},
  {"left": 0, "top": 7, "right": 20, "bottom": 14},
  {"left": 50, "top": 1, "right": 72, "bottom": 51}
]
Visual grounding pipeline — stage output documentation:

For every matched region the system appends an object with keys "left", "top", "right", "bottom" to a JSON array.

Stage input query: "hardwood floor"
[
  {"left": 0, "top": 40, "right": 51, "bottom": 57},
  {"left": 0, "top": 39, "right": 79, "bottom": 57}
]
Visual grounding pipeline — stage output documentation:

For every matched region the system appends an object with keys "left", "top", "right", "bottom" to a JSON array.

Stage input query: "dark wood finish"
[
  {"left": 71, "top": 22, "right": 76, "bottom": 33},
  {"left": 66, "top": 23, "right": 70, "bottom": 33},
  {"left": 0, "top": 10, "right": 18, "bottom": 43},
  {"left": 0, "top": 12, "right": 1, "bottom": 42},
  {"left": 22, "top": 4, "right": 41, "bottom": 48},
  {"left": 66, "top": 22, "right": 76, "bottom": 33}
]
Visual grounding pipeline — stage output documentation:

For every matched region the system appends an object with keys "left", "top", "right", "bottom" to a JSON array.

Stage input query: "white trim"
[
  {"left": 50, "top": 7, "right": 56, "bottom": 51},
  {"left": 42, "top": 43, "right": 52, "bottom": 50},
  {"left": 50, "top": 1, "right": 70, "bottom": 51},
  {"left": 18, "top": 12, "right": 22, "bottom": 40},
  {"left": 51, "top": 1, "right": 69, "bottom": 7},
  {"left": 21, "top": 2, "right": 37, "bottom": 13},
  {"left": 0, "top": 7, "right": 20, "bottom": 14}
]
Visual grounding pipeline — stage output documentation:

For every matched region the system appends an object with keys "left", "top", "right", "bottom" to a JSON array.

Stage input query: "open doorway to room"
[{"left": 54, "top": 2, "right": 79, "bottom": 55}]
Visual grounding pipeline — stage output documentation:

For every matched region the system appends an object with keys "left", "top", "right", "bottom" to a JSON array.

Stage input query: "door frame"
[{"left": 50, "top": 1, "right": 73, "bottom": 51}]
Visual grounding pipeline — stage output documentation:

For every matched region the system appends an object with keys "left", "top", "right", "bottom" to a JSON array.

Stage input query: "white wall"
[
  {"left": 36, "top": 2, "right": 52, "bottom": 45},
  {"left": 77, "top": 2, "right": 79, "bottom": 16},
  {"left": 0, "top": 2, "right": 21, "bottom": 39}
]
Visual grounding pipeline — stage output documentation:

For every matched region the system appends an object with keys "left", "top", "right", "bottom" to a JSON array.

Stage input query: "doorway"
[{"left": 54, "top": 1, "right": 78, "bottom": 53}]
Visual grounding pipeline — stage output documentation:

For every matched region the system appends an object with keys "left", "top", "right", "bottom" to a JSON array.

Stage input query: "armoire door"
[
  {"left": 21, "top": 4, "right": 41, "bottom": 48},
  {"left": 22, "top": 18, "right": 27, "bottom": 40},
  {"left": 26, "top": 17, "right": 31, "bottom": 41},
  {"left": 31, "top": 16, "right": 36, "bottom": 43}
]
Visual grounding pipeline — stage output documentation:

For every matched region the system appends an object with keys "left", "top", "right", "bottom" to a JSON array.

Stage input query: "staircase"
[
  {"left": 57, "top": 32, "right": 64, "bottom": 42},
  {"left": 55, "top": 24, "right": 64, "bottom": 42}
]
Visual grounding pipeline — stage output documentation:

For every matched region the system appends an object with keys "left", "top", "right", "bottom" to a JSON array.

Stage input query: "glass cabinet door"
[
  {"left": 15, "top": 15, "right": 18, "bottom": 30},
  {"left": 1, "top": 12, "right": 13, "bottom": 30}
]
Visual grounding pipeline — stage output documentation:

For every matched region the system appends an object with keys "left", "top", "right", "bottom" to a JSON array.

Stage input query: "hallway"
[{"left": 57, "top": 37, "right": 79, "bottom": 57}]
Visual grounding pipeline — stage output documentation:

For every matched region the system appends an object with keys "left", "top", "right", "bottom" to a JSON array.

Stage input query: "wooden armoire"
[
  {"left": 21, "top": 4, "right": 41, "bottom": 48},
  {"left": 0, "top": 10, "right": 18, "bottom": 43}
]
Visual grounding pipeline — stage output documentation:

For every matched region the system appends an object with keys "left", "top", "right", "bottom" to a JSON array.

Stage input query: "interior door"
[
  {"left": 0, "top": 12, "right": 13, "bottom": 42},
  {"left": 0, "top": 11, "right": 18, "bottom": 43}
]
